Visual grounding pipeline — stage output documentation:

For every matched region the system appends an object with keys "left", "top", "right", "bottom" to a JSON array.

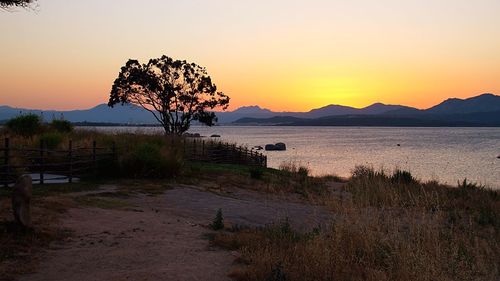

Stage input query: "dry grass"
[
  {"left": 212, "top": 166, "right": 500, "bottom": 281},
  {"left": 182, "top": 161, "right": 340, "bottom": 201}
]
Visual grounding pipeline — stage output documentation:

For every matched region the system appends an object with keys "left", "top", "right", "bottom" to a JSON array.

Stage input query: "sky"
[{"left": 1, "top": 0, "right": 500, "bottom": 111}]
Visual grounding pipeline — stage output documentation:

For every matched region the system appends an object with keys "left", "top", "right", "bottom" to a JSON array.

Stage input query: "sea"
[{"left": 90, "top": 126, "right": 500, "bottom": 189}]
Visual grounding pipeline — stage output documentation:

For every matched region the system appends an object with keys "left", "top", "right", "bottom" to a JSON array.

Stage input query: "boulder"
[
  {"left": 12, "top": 175, "right": 33, "bottom": 228},
  {"left": 275, "top": 143, "right": 287, "bottom": 151},
  {"left": 210, "top": 134, "right": 221, "bottom": 138},
  {"left": 265, "top": 144, "right": 277, "bottom": 151},
  {"left": 265, "top": 143, "right": 287, "bottom": 151}
]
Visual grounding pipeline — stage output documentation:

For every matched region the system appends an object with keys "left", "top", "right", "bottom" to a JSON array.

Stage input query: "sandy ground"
[{"left": 19, "top": 185, "right": 334, "bottom": 281}]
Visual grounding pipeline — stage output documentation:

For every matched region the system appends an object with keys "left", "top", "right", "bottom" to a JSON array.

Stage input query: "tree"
[
  {"left": 108, "top": 55, "right": 230, "bottom": 135},
  {"left": 0, "top": 0, "right": 35, "bottom": 9}
]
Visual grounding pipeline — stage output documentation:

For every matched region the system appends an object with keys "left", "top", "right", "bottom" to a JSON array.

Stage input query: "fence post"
[
  {"left": 193, "top": 139, "right": 197, "bottom": 156},
  {"left": 202, "top": 140, "right": 205, "bottom": 157},
  {"left": 68, "top": 140, "right": 73, "bottom": 183},
  {"left": 92, "top": 140, "right": 97, "bottom": 175},
  {"left": 111, "top": 141, "right": 116, "bottom": 161},
  {"left": 40, "top": 139, "right": 44, "bottom": 185},
  {"left": 3, "top": 138, "right": 9, "bottom": 188}
]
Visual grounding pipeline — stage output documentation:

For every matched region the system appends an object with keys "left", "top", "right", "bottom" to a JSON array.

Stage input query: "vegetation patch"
[{"left": 211, "top": 166, "right": 499, "bottom": 281}]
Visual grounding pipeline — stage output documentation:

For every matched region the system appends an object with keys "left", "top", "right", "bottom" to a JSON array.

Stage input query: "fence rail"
[
  {"left": 0, "top": 138, "right": 115, "bottom": 187},
  {"left": 183, "top": 138, "right": 267, "bottom": 167}
]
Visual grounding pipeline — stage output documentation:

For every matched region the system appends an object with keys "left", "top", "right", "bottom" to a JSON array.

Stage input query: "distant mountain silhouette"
[
  {"left": 0, "top": 104, "right": 156, "bottom": 124},
  {"left": 426, "top": 93, "right": 500, "bottom": 115},
  {"left": 217, "top": 102, "right": 420, "bottom": 122},
  {"left": 303, "top": 103, "right": 414, "bottom": 118},
  {"left": 233, "top": 93, "right": 500, "bottom": 127},
  {"left": 0, "top": 93, "right": 498, "bottom": 126}
]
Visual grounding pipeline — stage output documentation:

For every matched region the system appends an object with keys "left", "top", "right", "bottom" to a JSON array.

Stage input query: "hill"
[{"left": 1, "top": 93, "right": 498, "bottom": 126}]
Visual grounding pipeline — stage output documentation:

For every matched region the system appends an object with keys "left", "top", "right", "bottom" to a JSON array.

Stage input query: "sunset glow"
[{"left": 1, "top": 0, "right": 499, "bottom": 111}]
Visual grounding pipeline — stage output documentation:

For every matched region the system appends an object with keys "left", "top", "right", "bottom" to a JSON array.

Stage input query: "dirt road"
[{"left": 20, "top": 185, "right": 333, "bottom": 281}]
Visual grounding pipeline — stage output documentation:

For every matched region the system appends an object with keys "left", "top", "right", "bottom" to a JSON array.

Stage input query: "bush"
[
  {"left": 39, "top": 132, "right": 64, "bottom": 149},
  {"left": 50, "top": 119, "right": 73, "bottom": 133},
  {"left": 6, "top": 114, "right": 41, "bottom": 137}
]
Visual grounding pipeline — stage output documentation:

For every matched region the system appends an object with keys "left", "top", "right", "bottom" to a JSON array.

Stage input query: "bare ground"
[{"left": 19, "top": 184, "right": 335, "bottom": 281}]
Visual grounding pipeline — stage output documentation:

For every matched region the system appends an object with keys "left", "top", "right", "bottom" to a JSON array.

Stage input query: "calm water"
[{"left": 91, "top": 126, "right": 500, "bottom": 188}]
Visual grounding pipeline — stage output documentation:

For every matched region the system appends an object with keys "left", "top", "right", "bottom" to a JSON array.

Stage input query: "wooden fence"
[
  {"left": 183, "top": 138, "right": 267, "bottom": 167},
  {"left": 0, "top": 137, "right": 267, "bottom": 187},
  {"left": 0, "top": 138, "right": 115, "bottom": 187}
]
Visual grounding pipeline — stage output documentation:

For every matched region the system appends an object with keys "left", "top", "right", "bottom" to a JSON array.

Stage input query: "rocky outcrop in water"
[{"left": 265, "top": 143, "right": 287, "bottom": 151}]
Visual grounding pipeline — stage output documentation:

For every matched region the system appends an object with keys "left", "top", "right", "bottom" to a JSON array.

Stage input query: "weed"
[{"left": 211, "top": 208, "right": 224, "bottom": 230}]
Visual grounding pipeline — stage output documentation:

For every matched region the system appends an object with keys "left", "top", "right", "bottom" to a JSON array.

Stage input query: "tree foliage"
[
  {"left": 108, "top": 55, "right": 230, "bottom": 135},
  {"left": 0, "top": 0, "right": 35, "bottom": 9}
]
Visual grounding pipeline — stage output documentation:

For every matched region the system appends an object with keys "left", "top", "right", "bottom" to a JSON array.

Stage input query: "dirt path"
[{"left": 20, "top": 185, "right": 333, "bottom": 281}]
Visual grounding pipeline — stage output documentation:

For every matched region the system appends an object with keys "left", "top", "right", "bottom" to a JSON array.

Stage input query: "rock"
[
  {"left": 265, "top": 144, "right": 277, "bottom": 151},
  {"left": 265, "top": 143, "right": 287, "bottom": 151},
  {"left": 497, "top": 155, "right": 500, "bottom": 159},
  {"left": 12, "top": 175, "right": 33, "bottom": 228},
  {"left": 275, "top": 143, "right": 287, "bottom": 151},
  {"left": 210, "top": 134, "right": 221, "bottom": 138}
]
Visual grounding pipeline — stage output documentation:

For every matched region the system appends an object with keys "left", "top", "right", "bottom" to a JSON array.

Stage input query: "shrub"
[
  {"left": 6, "top": 114, "right": 41, "bottom": 137},
  {"left": 50, "top": 119, "right": 73, "bottom": 133},
  {"left": 210, "top": 209, "right": 224, "bottom": 230},
  {"left": 39, "top": 132, "right": 64, "bottom": 149}
]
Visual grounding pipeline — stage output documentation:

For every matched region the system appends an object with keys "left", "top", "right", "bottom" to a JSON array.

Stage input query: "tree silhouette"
[
  {"left": 0, "top": 0, "right": 35, "bottom": 9},
  {"left": 108, "top": 55, "right": 230, "bottom": 135}
]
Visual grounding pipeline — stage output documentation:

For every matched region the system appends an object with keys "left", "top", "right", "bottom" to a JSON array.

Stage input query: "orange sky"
[{"left": 1, "top": 0, "right": 499, "bottom": 111}]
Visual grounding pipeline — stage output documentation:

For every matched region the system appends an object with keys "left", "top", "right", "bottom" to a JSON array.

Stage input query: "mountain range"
[
  {"left": 233, "top": 94, "right": 500, "bottom": 126},
  {"left": 0, "top": 93, "right": 499, "bottom": 127}
]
